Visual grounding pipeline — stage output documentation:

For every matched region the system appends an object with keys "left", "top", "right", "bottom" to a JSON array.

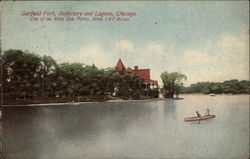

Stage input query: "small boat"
[
  {"left": 184, "top": 115, "right": 216, "bottom": 122},
  {"left": 173, "top": 97, "right": 184, "bottom": 100},
  {"left": 209, "top": 93, "right": 216, "bottom": 97}
]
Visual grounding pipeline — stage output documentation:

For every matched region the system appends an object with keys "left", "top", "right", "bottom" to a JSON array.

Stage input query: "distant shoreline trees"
[
  {"left": 160, "top": 72, "right": 249, "bottom": 98},
  {"left": 182, "top": 80, "right": 250, "bottom": 94}
]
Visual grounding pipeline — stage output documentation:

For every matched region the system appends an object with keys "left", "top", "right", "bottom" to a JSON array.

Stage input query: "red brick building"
[{"left": 115, "top": 59, "right": 158, "bottom": 89}]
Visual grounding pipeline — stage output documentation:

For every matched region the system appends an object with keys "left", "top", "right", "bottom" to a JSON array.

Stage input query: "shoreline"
[
  {"left": 2, "top": 97, "right": 166, "bottom": 107},
  {"left": 2, "top": 94, "right": 249, "bottom": 107}
]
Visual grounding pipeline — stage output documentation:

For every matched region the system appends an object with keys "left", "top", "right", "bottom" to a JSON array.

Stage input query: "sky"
[{"left": 1, "top": 1, "right": 249, "bottom": 86}]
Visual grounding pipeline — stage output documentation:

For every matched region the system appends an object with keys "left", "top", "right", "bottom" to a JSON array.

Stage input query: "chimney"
[{"left": 134, "top": 66, "right": 138, "bottom": 70}]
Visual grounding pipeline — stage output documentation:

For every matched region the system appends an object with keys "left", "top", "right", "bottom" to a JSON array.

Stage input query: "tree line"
[
  {"left": 0, "top": 50, "right": 158, "bottom": 104},
  {"left": 1, "top": 49, "right": 247, "bottom": 104},
  {"left": 182, "top": 80, "right": 250, "bottom": 94}
]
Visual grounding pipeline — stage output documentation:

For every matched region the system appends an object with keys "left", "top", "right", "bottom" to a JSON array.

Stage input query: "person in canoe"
[
  {"left": 196, "top": 111, "right": 202, "bottom": 117},
  {"left": 196, "top": 111, "right": 202, "bottom": 124},
  {"left": 204, "top": 108, "right": 210, "bottom": 116}
]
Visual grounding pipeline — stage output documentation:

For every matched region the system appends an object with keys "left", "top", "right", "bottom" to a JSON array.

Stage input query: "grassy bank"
[
  {"left": 2, "top": 95, "right": 160, "bottom": 105},
  {"left": 2, "top": 95, "right": 108, "bottom": 105}
]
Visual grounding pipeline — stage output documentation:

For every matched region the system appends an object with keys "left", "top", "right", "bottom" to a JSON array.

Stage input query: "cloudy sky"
[{"left": 1, "top": 1, "right": 249, "bottom": 86}]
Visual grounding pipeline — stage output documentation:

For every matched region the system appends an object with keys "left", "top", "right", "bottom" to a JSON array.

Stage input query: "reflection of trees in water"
[
  {"left": 3, "top": 105, "right": 116, "bottom": 158},
  {"left": 164, "top": 100, "right": 177, "bottom": 119},
  {"left": 2, "top": 107, "right": 58, "bottom": 158},
  {"left": 3, "top": 101, "right": 176, "bottom": 158}
]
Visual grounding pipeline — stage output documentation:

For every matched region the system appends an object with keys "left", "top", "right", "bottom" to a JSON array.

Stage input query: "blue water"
[{"left": 2, "top": 95, "right": 249, "bottom": 159}]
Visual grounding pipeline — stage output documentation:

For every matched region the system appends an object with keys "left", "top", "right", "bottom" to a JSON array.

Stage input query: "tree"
[
  {"left": 55, "top": 63, "right": 87, "bottom": 97},
  {"left": 54, "top": 63, "right": 107, "bottom": 98},
  {"left": 38, "top": 55, "right": 58, "bottom": 97},
  {"left": 2, "top": 50, "right": 42, "bottom": 101},
  {"left": 106, "top": 69, "right": 143, "bottom": 99},
  {"left": 182, "top": 79, "right": 250, "bottom": 94},
  {"left": 160, "top": 72, "right": 187, "bottom": 98}
]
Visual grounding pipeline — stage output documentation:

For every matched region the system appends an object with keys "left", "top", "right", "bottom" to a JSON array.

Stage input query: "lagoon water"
[{"left": 2, "top": 95, "right": 249, "bottom": 159}]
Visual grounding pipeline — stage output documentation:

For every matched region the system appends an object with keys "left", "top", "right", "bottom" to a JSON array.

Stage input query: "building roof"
[
  {"left": 132, "top": 69, "right": 150, "bottom": 81},
  {"left": 115, "top": 59, "right": 158, "bottom": 84},
  {"left": 132, "top": 67, "right": 158, "bottom": 83},
  {"left": 115, "top": 58, "right": 126, "bottom": 72}
]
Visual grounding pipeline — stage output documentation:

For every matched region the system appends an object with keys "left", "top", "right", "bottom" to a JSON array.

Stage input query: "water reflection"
[{"left": 2, "top": 95, "right": 249, "bottom": 159}]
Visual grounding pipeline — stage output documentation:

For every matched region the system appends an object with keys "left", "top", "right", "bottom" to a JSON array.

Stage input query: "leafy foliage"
[
  {"left": 182, "top": 80, "right": 250, "bottom": 94},
  {"left": 106, "top": 69, "right": 144, "bottom": 99},
  {"left": 160, "top": 72, "right": 187, "bottom": 98},
  {"left": 1, "top": 50, "right": 158, "bottom": 103},
  {"left": 2, "top": 50, "right": 42, "bottom": 99}
]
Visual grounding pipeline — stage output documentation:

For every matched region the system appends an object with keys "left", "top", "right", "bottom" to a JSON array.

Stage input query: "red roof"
[
  {"left": 132, "top": 67, "right": 158, "bottom": 83},
  {"left": 115, "top": 59, "right": 158, "bottom": 84},
  {"left": 132, "top": 69, "right": 150, "bottom": 81},
  {"left": 115, "top": 59, "right": 126, "bottom": 71}
]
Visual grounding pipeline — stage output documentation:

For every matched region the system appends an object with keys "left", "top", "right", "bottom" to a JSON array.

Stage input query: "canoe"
[
  {"left": 209, "top": 93, "right": 216, "bottom": 96},
  {"left": 173, "top": 98, "right": 184, "bottom": 100},
  {"left": 184, "top": 115, "right": 216, "bottom": 122}
]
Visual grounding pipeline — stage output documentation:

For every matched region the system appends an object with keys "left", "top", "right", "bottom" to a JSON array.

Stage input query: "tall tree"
[
  {"left": 39, "top": 55, "right": 58, "bottom": 97},
  {"left": 2, "top": 50, "right": 42, "bottom": 101},
  {"left": 160, "top": 72, "right": 187, "bottom": 98},
  {"left": 106, "top": 70, "right": 143, "bottom": 99}
]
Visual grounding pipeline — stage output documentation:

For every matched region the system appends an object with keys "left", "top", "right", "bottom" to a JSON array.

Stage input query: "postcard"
[{"left": 0, "top": 1, "right": 249, "bottom": 159}]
